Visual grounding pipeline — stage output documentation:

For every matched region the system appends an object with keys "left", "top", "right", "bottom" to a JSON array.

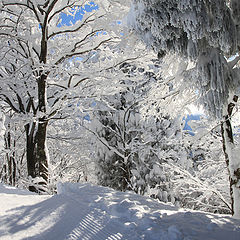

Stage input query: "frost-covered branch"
[
  {"left": 48, "top": 12, "right": 95, "bottom": 39},
  {"left": 54, "top": 38, "right": 113, "bottom": 65}
]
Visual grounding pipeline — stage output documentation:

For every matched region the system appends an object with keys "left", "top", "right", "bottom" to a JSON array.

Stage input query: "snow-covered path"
[{"left": 0, "top": 183, "right": 240, "bottom": 240}]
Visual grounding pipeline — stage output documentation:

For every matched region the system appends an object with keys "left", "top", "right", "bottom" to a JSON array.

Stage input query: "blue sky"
[
  {"left": 183, "top": 114, "right": 201, "bottom": 136},
  {"left": 57, "top": 2, "right": 120, "bottom": 34},
  {"left": 58, "top": 2, "right": 98, "bottom": 27}
]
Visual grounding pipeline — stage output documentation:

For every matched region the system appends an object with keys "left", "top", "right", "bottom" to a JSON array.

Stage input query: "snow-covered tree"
[
  {"left": 92, "top": 59, "right": 185, "bottom": 200},
  {"left": 47, "top": 109, "right": 97, "bottom": 193},
  {"left": 0, "top": 0, "right": 134, "bottom": 192},
  {"left": 168, "top": 125, "right": 231, "bottom": 213},
  {"left": 92, "top": 62, "right": 149, "bottom": 191},
  {"left": 128, "top": 0, "right": 240, "bottom": 218},
  {"left": 0, "top": 112, "right": 27, "bottom": 188},
  {"left": 130, "top": 114, "right": 184, "bottom": 202}
]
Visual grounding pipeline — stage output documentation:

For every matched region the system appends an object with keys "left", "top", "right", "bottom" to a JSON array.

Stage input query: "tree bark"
[
  {"left": 6, "top": 130, "right": 16, "bottom": 186},
  {"left": 3, "top": 123, "right": 17, "bottom": 186},
  {"left": 25, "top": 74, "right": 49, "bottom": 193},
  {"left": 33, "top": 70, "right": 49, "bottom": 192},
  {"left": 25, "top": 123, "right": 37, "bottom": 192},
  {"left": 24, "top": 20, "right": 49, "bottom": 192},
  {"left": 221, "top": 95, "right": 240, "bottom": 218},
  {"left": 25, "top": 120, "right": 48, "bottom": 193},
  {"left": 35, "top": 120, "right": 49, "bottom": 185}
]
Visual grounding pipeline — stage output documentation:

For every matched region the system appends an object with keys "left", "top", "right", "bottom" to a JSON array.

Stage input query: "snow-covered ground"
[{"left": 0, "top": 183, "right": 240, "bottom": 240}]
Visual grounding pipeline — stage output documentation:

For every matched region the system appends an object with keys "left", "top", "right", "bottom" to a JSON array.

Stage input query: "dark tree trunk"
[
  {"left": 5, "top": 126, "right": 16, "bottom": 186},
  {"left": 34, "top": 19, "right": 49, "bottom": 189},
  {"left": 221, "top": 112, "right": 234, "bottom": 215},
  {"left": 11, "top": 140, "right": 16, "bottom": 186},
  {"left": 35, "top": 120, "right": 49, "bottom": 184},
  {"left": 25, "top": 26, "right": 49, "bottom": 192},
  {"left": 25, "top": 123, "right": 37, "bottom": 192},
  {"left": 0, "top": 164, "right": 7, "bottom": 183},
  {"left": 221, "top": 95, "right": 240, "bottom": 217},
  {"left": 25, "top": 119, "right": 48, "bottom": 193},
  {"left": 34, "top": 70, "right": 49, "bottom": 191}
]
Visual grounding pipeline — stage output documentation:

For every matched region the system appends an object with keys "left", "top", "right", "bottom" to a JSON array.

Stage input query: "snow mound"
[{"left": 0, "top": 182, "right": 240, "bottom": 240}]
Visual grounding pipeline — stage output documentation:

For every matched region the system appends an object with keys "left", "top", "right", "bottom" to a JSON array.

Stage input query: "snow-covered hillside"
[{"left": 0, "top": 183, "right": 239, "bottom": 240}]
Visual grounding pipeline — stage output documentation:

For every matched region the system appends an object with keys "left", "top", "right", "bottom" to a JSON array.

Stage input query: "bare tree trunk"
[
  {"left": 11, "top": 138, "right": 16, "bottom": 186},
  {"left": 25, "top": 123, "right": 37, "bottom": 192},
  {"left": 32, "top": 69, "right": 49, "bottom": 191},
  {"left": 34, "top": 20, "right": 49, "bottom": 190},
  {"left": 5, "top": 124, "right": 16, "bottom": 186},
  {"left": 25, "top": 119, "right": 48, "bottom": 193},
  {"left": 24, "top": 27, "right": 49, "bottom": 192},
  {"left": 221, "top": 95, "right": 240, "bottom": 218},
  {"left": 35, "top": 120, "right": 49, "bottom": 185},
  {"left": 0, "top": 164, "right": 7, "bottom": 183}
]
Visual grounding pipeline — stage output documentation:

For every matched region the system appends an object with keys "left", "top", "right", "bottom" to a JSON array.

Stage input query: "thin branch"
[
  {"left": 0, "top": 94, "right": 20, "bottom": 113},
  {"left": 100, "top": 55, "right": 145, "bottom": 73},
  {"left": 165, "top": 162, "right": 232, "bottom": 211},
  {"left": 189, "top": 108, "right": 239, "bottom": 147},
  {"left": 55, "top": 38, "right": 113, "bottom": 65},
  {"left": 83, "top": 125, "right": 126, "bottom": 159},
  {"left": 73, "top": 77, "right": 89, "bottom": 88},
  {"left": 71, "top": 29, "right": 103, "bottom": 52},
  {"left": 3, "top": 0, "right": 41, "bottom": 24},
  {"left": 228, "top": 55, "right": 240, "bottom": 69},
  {"left": 48, "top": 83, "right": 68, "bottom": 90},
  {"left": 48, "top": 12, "right": 96, "bottom": 39}
]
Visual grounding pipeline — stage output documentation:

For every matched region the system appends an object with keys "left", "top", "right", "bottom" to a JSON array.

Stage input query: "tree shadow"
[{"left": 0, "top": 193, "right": 126, "bottom": 240}]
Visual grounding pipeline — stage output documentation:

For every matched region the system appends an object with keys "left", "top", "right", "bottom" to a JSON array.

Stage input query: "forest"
[{"left": 0, "top": 0, "right": 240, "bottom": 221}]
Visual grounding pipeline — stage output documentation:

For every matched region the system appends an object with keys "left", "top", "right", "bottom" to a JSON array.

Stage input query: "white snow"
[{"left": 0, "top": 182, "right": 240, "bottom": 240}]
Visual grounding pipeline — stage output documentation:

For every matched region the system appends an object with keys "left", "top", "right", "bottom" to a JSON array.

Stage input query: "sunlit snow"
[{"left": 0, "top": 183, "right": 239, "bottom": 240}]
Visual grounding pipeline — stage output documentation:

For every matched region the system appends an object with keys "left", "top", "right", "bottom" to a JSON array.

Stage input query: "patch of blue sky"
[
  {"left": 183, "top": 114, "right": 201, "bottom": 136},
  {"left": 114, "top": 20, "right": 124, "bottom": 36},
  {"left": 91, "top": 102, "right": 97, "bottom": 107},
  {"left": 83, "top": 114, "right": 91, "bottom": 121},
  {"left": 58, "top": 2, "right": 98, "bottom": 27},
  {"left": 96, "top": 31, "right": 107, "bottom": 36}
]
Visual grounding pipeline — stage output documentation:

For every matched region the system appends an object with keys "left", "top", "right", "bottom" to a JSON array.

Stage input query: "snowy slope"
[{"left": 0, "top": 183, "right": 240, "bottom": 240}]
